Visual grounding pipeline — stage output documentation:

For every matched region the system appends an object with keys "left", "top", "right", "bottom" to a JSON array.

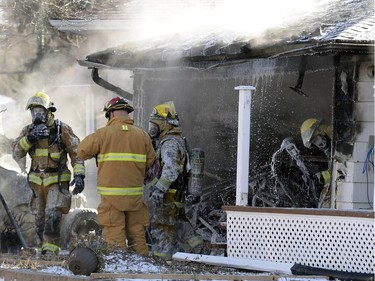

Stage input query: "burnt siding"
[{"left": 333, "top": 56, "right": 356, "bottom": 159}]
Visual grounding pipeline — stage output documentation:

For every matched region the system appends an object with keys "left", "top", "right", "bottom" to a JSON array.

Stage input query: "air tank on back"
[{"left": 188, "top": 148, "right": 205, "bottom": 201}]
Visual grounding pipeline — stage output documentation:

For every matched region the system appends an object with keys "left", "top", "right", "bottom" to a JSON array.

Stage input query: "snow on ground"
[
  {"left": 0, "top": 251, "right": 328, "bottom": 281},
  {"left": 102, "top": 252, "right": 168, "bottom": 273},
  {"left": 39, "top": 265, "right": 74, "bottom": 275},
  {"left": 0, "top": 251, "right": 270, "bottom": 279}
]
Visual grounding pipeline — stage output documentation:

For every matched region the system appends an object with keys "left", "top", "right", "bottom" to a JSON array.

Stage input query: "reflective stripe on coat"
[
  {"left": 12, "top": 118, "right": 85, "bottom": 186},
  {"left": 77, "top": 116, "right": 155, "bottom": 195}
]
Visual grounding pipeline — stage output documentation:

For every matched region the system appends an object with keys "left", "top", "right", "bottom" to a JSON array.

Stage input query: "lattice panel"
[{"left": 226, "top": 211, "right": 374, "bottom": 273}]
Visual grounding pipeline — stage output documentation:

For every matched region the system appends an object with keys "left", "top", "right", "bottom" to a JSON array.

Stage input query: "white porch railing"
[{"left": 224, "top": 206, "right": 375, "bottom": 274}]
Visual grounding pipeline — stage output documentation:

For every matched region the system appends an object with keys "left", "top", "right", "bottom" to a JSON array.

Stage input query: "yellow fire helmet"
[
  {"left": 149, "top": 101, "right": 180, "bottom": 134},
  {"left": 150, "top": 101, "right": 178, "bottom": 120},
  {"left": 25, "top": 92, "right": 56, "bottom": 112},
  {"left": 300, "top": 118, "right": 321, "bottom": 148}
]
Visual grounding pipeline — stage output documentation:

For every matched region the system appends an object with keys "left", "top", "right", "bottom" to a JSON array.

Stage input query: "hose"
[
  {"left": 0, "top": 192, "right": 29, "bottom": 249},
  {"left": 362, "top": 146, "right": 374, "bottom": 208}
]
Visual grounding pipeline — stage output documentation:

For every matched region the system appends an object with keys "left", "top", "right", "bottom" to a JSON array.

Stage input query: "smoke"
[
  {"left": 120, "top": 0, "right": 343, "bottom": 46},
  {"left": 0, "top": 0, "right": 368, "bottom": 207}
]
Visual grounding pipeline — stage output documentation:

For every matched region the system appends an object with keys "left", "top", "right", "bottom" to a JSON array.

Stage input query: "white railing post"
[{"left": 234, "top": 86, "right": 255, "bottom": 206}]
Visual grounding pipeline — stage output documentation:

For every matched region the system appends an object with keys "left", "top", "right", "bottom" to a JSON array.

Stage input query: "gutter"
[
  {"left": 90, "top": 68, "right": 133, "bottom": 101},
  {"left": 77, "top": 59, "right": 113, "bottom": 69}
]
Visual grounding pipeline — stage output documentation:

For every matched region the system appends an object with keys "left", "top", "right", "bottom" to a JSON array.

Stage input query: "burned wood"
[
  {"left": 183, "top": 177, "right": 235, "bottom": 250},
  {"left": 249, "top": 138, "right": 326, "bottom": 208}
]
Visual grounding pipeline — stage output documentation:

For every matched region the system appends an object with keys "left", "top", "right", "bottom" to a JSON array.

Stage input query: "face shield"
[{"left": 31, "top": 106, "right": 47, "bottom": 125}]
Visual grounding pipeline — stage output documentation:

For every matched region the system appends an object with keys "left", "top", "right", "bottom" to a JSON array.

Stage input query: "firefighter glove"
[
  {"left": 71, "top": 175, "right": 85, "bottom": 195},
  {"left": 27, "top": 123, "right": 49, "bottom": 143},
  {"left": 150, "top": 185, "right": 166, "bottom": 207}
]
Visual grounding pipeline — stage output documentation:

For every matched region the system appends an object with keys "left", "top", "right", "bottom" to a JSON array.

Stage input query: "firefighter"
[
  {"left": 301, "top": 118, "right": 332, "bottom": 158},
  {"left": 77, "top": 97, "right": 155, "bottom": 256},
  {"left": 300, "top": 118, "right": 332, "bottom": 207},
  {"left": 147, "top": 101, "right": 203, "bottom": 260},
  {"left": 12, "top": 92, "right": 85, "bottom": 255}
]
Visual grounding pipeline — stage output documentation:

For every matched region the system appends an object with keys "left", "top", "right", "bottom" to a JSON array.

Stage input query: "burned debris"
[
  {"left": 250, "top": 137, "right": 328, "bottom": 208},
  {"left": 183, "top": 136, "right": 331, "bottom": 252},
  {"left": 185, "top": 183, "right": 231, "bottom": 253}
]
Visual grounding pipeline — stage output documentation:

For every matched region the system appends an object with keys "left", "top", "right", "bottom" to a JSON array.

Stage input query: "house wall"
[
  {"left": 335, "top": 59, "right": 374, "bottom": 209},
  {"left": 132, "top": 55, "right": 336, "bottom": 202},
  {"left": 131, "top": 53, "right": 374, "bottom": 209}
]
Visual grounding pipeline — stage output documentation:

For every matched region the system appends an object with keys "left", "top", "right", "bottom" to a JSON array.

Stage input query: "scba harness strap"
[
  {"left": 157, "top": 136, "right": 191, "bottom": 174},
  {"left": 27, "top": 120, "right": 66, "bottom": 191}
]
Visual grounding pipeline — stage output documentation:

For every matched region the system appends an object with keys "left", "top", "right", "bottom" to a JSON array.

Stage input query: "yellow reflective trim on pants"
[
  {"left": 97, "top": 153, "right": 146, "bottom": 163},
  {"left": 321, "top": 170, "right": 331, "bottom": 185},
  {"left": 97, "top": 186, "right": 143, "bottom": 196},
  {"left": 19, "top": 136, "right": 32, "bottom": 151},
  {"left": 178, "top": 164, "right": 184, "bottom": 173},
  {"left": 180, "top": 235, "right": 203, "bottom": 252},
  {"left": 187, "top": 235, "right": 203, "bottom": 248},
  {"left": 28, "top": 172, "right": 71, "bottom": 186},
  {"left": 167, "top": 189, "right": 176, "bottom": 194},
  {"left": 174, "top": 201, "right": 184, "bottom": 208},
  {"left": 73, "top": 163, "right": 85, "bottom": 175},
  {"left": 42, "top": 242, "right": 60, "bottom": 254}
]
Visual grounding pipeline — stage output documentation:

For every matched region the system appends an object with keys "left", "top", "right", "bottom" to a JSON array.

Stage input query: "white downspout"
[
  {"left": 85, "top": 91, "right": 95, "bottom": 135},
  {"left": 234, "top": 86, "right": 255, "bottom": 206}
]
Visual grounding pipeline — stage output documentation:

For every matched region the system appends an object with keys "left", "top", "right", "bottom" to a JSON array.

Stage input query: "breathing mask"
[
  {"left": 31, "top": 106, "right": 47, "bottom": 125},
  {"left": 148, "top": 122, "right": 160, "bottom": 139},
  {"left": 311, "top": 135, "right": 327, "bottom": 149},
  {"left": 311, "top": 134, "right": 330, "bottom": 157}
]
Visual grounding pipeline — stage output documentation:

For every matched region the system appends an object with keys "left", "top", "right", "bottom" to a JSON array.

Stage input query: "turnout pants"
[
  {"left": 149, "top": 192, "right": 203, "bottom": 260},
  {"left": 31, "top": 181, "right": 71, "bottom": 252},
  {"left": 98, "top": 195, "right": 149, "bottom": 256}
]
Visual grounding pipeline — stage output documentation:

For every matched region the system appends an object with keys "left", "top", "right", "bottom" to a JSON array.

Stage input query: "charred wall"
[
  {"left": 132, "top": 55, "right": 336, "bottom": 185},
  {"left": 333, "top": 55, "right": 364, "bottom": 160}
]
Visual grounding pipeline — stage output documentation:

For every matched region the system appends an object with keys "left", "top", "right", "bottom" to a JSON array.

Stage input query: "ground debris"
[{"left": 0, "top": 247, "right": 258, "bottom": 277}]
